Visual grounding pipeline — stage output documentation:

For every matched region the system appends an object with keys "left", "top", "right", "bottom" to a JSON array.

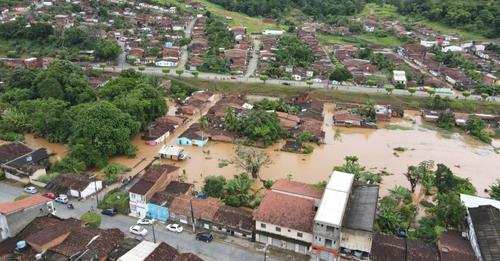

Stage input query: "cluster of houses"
[
  {"left": 297, "top": 31, "right": 334, "bottom": 78},
  {"left": 187, "top": 15, "right": 208, "bottom": 71},
  {"left": 422, "top": 110, "right": 500, "bottom": 128},
  {"left": 0, "top": 142, "right": 49, "bottom": 185},
  {"left": 222, "top": 27, "right": 250, "bottom": 74},
  {"left": 0, "top": 196, "right": 203, "bottom": 260},
  {"left": 333, "top": 103, "right": 404, "bottom": 128}
]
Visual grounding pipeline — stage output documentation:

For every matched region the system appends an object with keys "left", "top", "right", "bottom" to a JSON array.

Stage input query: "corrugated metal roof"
[
  {"left": 461, "top": 194, "right": 500, "bottom": 210},
  {"left": 326, "top": 171, "right": 354, "bottom": 192},
  {"left": 315, "top": 171, "right": 354, "bottom": 226}
]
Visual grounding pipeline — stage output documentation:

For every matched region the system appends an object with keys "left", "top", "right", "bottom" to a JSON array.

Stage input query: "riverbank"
[{"left": 173, "top": 77, "right": 500, "bottom": 114}]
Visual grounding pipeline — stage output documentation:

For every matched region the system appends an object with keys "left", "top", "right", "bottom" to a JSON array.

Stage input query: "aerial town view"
[{"left": 0, "top": 0, "right": 499, "bottom": 260}]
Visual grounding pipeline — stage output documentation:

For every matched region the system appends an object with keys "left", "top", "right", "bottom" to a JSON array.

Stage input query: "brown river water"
[{"left": 24, "top": 102, "right": 500, "bottom": 196}]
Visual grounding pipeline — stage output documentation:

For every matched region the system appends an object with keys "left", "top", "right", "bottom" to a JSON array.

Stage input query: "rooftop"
[
  {"left": 0, "top": 195, "right": 50, "bottom": 215},
  {"left": 0, "top": 143, "right": 32, "bottom": 164},
  {"left": 254, "top": 191, "right": 315, "bottom": 233},
  {"left": 164, "top": 181, "right": 193, "bottom": 195},
  {"left": 144, "top": 242, "right": 179, "bottom": 261},
  {"left": 370, "top": 233, "right": 406, "bottom": 261},
  {"left": 438, "top": 230, "right": 476, "bottom": 261},
  {"left": 271, "top": 179, "right": 323, "bottom": 199},
  {"left": 468, "top": 205, "right": 500, "bottom": 261},
  {"left": 315, "top": 171, "right": 354, "bottom": 226},
  {"left": 342, "top": 184, "right": 379, "bottom": 232},
  {"left": 326, "top": 171, "right": 354, "bottom": 192},
  {"left": 461, "top": 194, "right": 500, "bottom": 210},
  {"left": 118, "top": 241, "right": 159, "bottom": 261}
]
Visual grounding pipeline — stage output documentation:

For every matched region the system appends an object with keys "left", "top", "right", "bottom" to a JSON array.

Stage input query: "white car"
[
  {"left": 55, "top": 194, "right": 68, "bottom": 204},
  {"left": 23, "top": 186, "right": 38, "bottom": 194},
  {"left": 137, "top": 218, "right": 154, "bottom": 225},
  {"left": 129, "top": 225, "right": 148, "bottom": 236},
  {"left": 166, "top": 223, "right": 184, "bottom": 233}
]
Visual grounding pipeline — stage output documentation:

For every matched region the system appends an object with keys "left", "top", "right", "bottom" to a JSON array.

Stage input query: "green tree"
[
  {"left": 176, "top": 69, "right": 184, "bottom": 78},
  {"left": 334, "top": 156, "right": 382, "bottom": 184},
  {"left": 480, "top": 93, "right": 489, "bottom": 101},
  {"left": 224, "top": 173, "right": 253, "bottom": 207},
  {"left": 408, "top": 87, "right": 417, "bottom": 96},
  {"left": 462, "top": 91, "right": 471, "bottom": 99},
  {"left": 35, "top": 77, "right": 64, "bottom": 100},
  {"left": 427, "top": 88, "right": 436, "bottom": 96},
  {"left": 432, "top": 192, "right": 467, "bottom": 228},
  {"left": 162, "top": 68, "right": 170, "bottom": 75},
  {"left": 436, "top": 111, "right": 456, "bottom": 130},
  {"left": 138, "top": 65, "right": 145, "bottom": 71},
  {"left": 465, "top": 115, "right": 491, "bottom": 143},
  {"left": 306, "top": 79, "right": 314, "bottom": 88},
  {"left": 489, "top": 179, "right": 500, "bottom": 200},
  {"left": 329, "top": 67, "right": 353, "bottom": 82},
  {"left": 405, "top": 160, "right": 434, "bottom": 193},
  {"left": 95, "top": 39, "right": 121, "bottom": 60},
  {"left": 191, "top": 70, "right": 199, "bottom": 78},
  {"left": 18, "top": 98, "right": 70, "bottom": 142},
  {"left": 221, "top": 145, "right": 272, "bottom": 179},
  {"left": 179, "top": 37, "right": 191, "bottom": 46},
  {"left": 199, "top": 116, "right": 208, "bottom": 140},
  {"left": 259, "top": 75, "right": 269, "bottom": 84},
  {"left": 384, "top": 85, "right": 395, "bottom": 95},
  {"left": 65, "top": 101, "right": 140, "bottom": 168},
  {"left": 389, "top": 186, "right": 412, "bottom": 205},
  {"left": 80, "top": 211, "right": 101, "bottom": 228},
  {"left": 203, "top": 176, "right": 227, "bottom": 198}
]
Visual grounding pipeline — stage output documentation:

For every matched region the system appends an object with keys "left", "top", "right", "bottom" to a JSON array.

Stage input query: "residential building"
[
  {"left": 310, "top": 171, "right": 354, "bottom": 261},
  {"left": 438, "top": 231, "right": 476, "bottom": 261},
  {"left": 254, "top": 190, "right": 315, "bottom": 255},
  {"left": 129, "top": 164, "right": 180, "bottom": 218},
  {"left": 340, "top": 184, "right": 379, "bottom": 260},
  {"left": 177, "top": 124, "right": 209, "bottom": 147},
  {"left": 147, "top": 181, "right": 193, "bottom": 222},
  {"left": 0, "top": 196, "right": 54, "bottom": 241},
  {"left": 212, "top": 205, "right": 254, "bottom": 239},
  {"left": 47, "top": 173, "right": 103, "bottom": 199},
  {"left": 393, "top": 70, "right": 407, "bottom": 86},
  {"left": 0, "top": 143, "right": 49, "bottom": 184},
  {"left": 117, "top": 241, "right": 203, "bottom": 261}
]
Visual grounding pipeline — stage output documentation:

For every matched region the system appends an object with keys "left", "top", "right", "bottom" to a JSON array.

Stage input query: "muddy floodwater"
[{"left": 25, "top": 103, "right": 500, "bottom": 196}]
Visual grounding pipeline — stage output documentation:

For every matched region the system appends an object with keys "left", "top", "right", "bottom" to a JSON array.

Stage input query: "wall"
[
  {"left": 129, "top": 192, "right": 147, "bottom": 218},
  {"left": 0, "top": 215, "right": 8, "bottom": 241},
  {"left": 466, "top": 211, "right": 483, "bottom": 261},
  {"left": 147, "top": 203, "right": 169, "bottom": 222},
  {"left": 255, "top": 221, "right": 312, "bottom": 243},
  {"left": 340, "top": 228, "right": 372, "bottom": 253},
  {"left": 2, "top": 202, "right": 50, "bottom": 240},
  {"left": 313, "top": 221, "right": 341, "bottom": 251}
]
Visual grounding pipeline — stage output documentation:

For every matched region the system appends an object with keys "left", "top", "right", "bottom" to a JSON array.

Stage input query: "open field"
[
  {"left": 358, "top": 3, "right": 487, "bottom": 41},
  {"left": 317, "top": 33, "right": 404, "bottom": 47},
  {"left": 175, "top": 77, "right": 500, "bottom": 114}
]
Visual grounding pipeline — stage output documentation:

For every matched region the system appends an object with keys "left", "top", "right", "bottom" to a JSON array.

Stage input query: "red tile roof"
[
  {"left": 0, "top": 195, "right": 50, "bottom": 214},
  {"left": 438, "top": 231, "right": 476, "bottom": 261},
  {"left": 271, "top": 180, "right": 323, "bottom": 199},
  {"left": 254, "top": 191, "right": 315, "bottom": 233}
]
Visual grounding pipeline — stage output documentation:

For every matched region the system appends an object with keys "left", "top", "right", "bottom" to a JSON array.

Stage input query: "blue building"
[
  {"left": 147, "top": 192, "right": 175, "bottom": 222},
  {"left": 177, "top": 125, "right": 208, "bottom": 147}
]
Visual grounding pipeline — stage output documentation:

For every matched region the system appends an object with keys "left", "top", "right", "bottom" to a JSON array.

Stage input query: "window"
[
  {"left": 275, "top": 227, "right": 281, "bottom": 232},
  {"left": 288, "top": 229, "right": 291, "bottom": 232},
  {"left": 297, "top": 232, "right": 303, "bottom": 238},
  {"left": 327, "top": 226, "right": 335, "bottom": 233},
  {"left": 325, "top": 239, "right": 332, "bottom": 248},
  {"left": 261, "top": 223, "right": 266, "bottom": 229}
]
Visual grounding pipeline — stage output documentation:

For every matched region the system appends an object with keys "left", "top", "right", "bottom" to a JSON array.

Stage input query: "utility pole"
[
  {"left": 151, "top": 222, "right": 157, "bottom": 243},
  {"left": 264, "top": 244, "right": 268, "bottom": 261},
  {"left": 190, "top": 198, "right": 195, "bottom": 233}
]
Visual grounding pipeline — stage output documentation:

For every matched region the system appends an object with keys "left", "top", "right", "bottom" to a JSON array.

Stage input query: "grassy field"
[
  {"left": 358, "top": 3, "right": 486, "bottom": 41},
  {"left": 175, "top": 77, "right": 500, "bottom": 114},
  {"left": 317, "top": 33, "right": 404, "bottom": 47},
  {"left": 157, "top": 0, "right": 285, "bottom": 33}
]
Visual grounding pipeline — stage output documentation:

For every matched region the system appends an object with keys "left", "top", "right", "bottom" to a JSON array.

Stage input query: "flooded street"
[{"left": 25, "top": 102, "right": 500, "bottom": 196}]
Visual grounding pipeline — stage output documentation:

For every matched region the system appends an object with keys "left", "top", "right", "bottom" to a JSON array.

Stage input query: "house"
[
  {"left": 47, "top": 173, "right": 103, "bottom": 199},
  {"left": 262, "top": 30, "right": 284, "bottom": 36},
  {"left": 375, "top": 105, "right": 393, "bottom": 122},
  {"left": 339, "top": 184, "right": 379, "bottom": 259},
  {"left": 438, "top": 231, "right": 476, "bottom": 261},
  {"left": 147, "top": 181, "right": 194, "bottom": 222},
  {"left": 0, "top": 196, "right": 54, "bottom": 241},
  {"left": 254, "top": 188, "right": 317, "bottom": 255},
  {"left": 129, "top": 164, "right": 180, "bottom": 218},
  {"left": 271, "top": 179, "right": 323, "bottom": 206},
  {"left": 369, "top": 233, "right": 406, "bottom": 261},
  {"left": 117, "top": 240, "right": 203, "bottom": 261},
  {"left": 107, "top": 238, "right": 141, "bottom": 261},
  {"left": 0, "top": 216, "right": 84, "bottom": 259},
  {"left": 118, "top": 241, "right": 159, "bottom": 261},
  {"left": 143, "top": 115, "right": 187, "bottom": 145},
  {"left": 333, "top": 111, "right": 362, "bottom": 127},
  {"left": 158, "top": 145, "right": 189, "bottom": 161},
  {"left": 461, "top": 194, "right": 500, "bottom": 261},
  {"left": 393, "top": 70, "right": 407, "bottom": 86},
  {"left": 276, "top": 111, "right": 301, "bottom": 129},
  {"left": 0, "top": 143, "right": 49, "bottom": 184},
  {"left": 311, "top": 171, "right": 354, "bottom": 261},
  {"left": 212, "top": 205, "right": 254, "bottom": 239},
  {"left": 177, "top": 124, "right": 209, "bottom": 147},
  {"left": 128, "top": 48, "right": 145, "bottom": 58}
]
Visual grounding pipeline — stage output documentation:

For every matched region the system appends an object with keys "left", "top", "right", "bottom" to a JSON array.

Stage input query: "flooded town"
[{"left": 1, "top": 0, "right": 500, "bottom": 261}]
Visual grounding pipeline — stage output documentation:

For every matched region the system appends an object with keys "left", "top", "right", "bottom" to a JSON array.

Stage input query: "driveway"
[{"left": 0, "top": 181, "right": 25, "bottom": 201}]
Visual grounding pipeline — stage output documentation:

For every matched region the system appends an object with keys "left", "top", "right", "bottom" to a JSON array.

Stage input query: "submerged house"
[
  {"left": 48, "top": 173, "right": 103, "bottom": 199},
  {"left": 177, "top": 123, "right": 209, "bottom": 147},
  {"left": 0, "top": 143, "right": 49, "bottom": 184},
  {"left": 143, "top": 115, "right": 187, "bottom": 145}
]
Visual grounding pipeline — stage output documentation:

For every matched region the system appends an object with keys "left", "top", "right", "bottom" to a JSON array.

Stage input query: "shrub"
[
  {"left": 15, "top": 195, "right": 30, "bottom": 201},
  {"left": 80, "top": 211, "right": 101, "bottom": 228},
  {"left": 37, "top": 172, "right": 62, "bottom": 184},
  {"left": 264, "top": 179, "right": 276, "bottom": 189},
  {"left": 303, "top": 145, "right": 314, "bottom": 154},
  {"left": 97, "top": 189, "right": 129, "bottom": 214},
  {"left": 102, "top": 163, "right": 130, "bottom": 184}
]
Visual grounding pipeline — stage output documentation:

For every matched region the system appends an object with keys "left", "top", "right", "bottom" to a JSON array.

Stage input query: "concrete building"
[
  {"left": 392, "top": 70, "right": 407, "bottom": 86},
  {"left": 129, "top": 165, "right": 179, "bottom": 218},
  {"left": 0, "top": 196, "right": 53, "bottom": 241},
  {"left": 311, "top": 171, "right": 354, "bottom": 261}
]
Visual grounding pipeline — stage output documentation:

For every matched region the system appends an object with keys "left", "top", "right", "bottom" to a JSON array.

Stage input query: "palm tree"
[
  {"left": 389, "top": 186, "right": 412, "bottom": 205},
  {"left": 199, "top": 116, "right": 208, "bottom": 141}
]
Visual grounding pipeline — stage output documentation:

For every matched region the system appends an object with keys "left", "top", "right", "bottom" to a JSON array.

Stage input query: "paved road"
[
  {"left": 0, "top": 182, "right": 279, "bottom": 261},
  {"left": 178, "top": 17, "right": 197, "bottom": 69},
  {"left": 245, "top": 35, "right": 261, "bottom": 78}
]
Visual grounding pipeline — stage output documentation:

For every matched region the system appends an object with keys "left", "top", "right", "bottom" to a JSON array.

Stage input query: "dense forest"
[
  {"left": 207, "top": 0, "right": 366, "bottom": 19},
  {"left": 388, "top": 0, "right": 499, "bottom": 38}
]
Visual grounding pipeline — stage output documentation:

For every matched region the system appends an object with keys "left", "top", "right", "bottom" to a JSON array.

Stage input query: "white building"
[
  {"left": 262, "top": 29, "right": 284, "bottom": 36},
  {"left": 51, "top": 173, "right": 103, "bottom": 199},
  {"left": 311, "top": 171, "right": 354, "bottom": 261},
  {"left": 118, "top": 241, "right": 159, "bottom": 261},
  {"left": 155, "top": 60, "right": 177, "bottom": 67},
  {"left": 392, "top": 70, "right": 407, "bottom": 86}
]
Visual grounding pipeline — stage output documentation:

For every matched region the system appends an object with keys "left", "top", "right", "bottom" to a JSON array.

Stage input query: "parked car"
[
  {"left": 281, "top": 82, "right": 291, "bottom": 86},
  {"left": 42, "top": 192, "right": 56, "bottom": 199},
  {"left": 55, "top": 194, "right": 68, "bottom": 204},
  {"left": 195, "top": 232, "right": 213, "bottom": 242},
  {"left": 23, "top": 186, "right": 38, "bottom": 194},
  {"left": 129, "top": 225, "right": 148, "bottom": 236},
  {"left": 137, "top": 218, "right": 154, "bottom": 225},
  {"left": 166, "top": 223, "right": 183, "bottom": 233},
  {"left": 101, "top": 208, "right": 117, "bottom": 216}
]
